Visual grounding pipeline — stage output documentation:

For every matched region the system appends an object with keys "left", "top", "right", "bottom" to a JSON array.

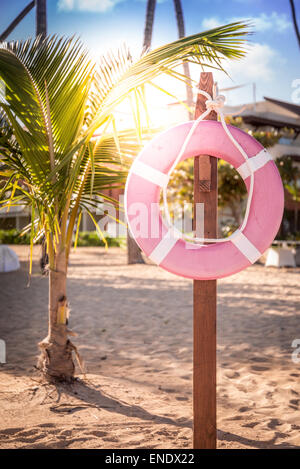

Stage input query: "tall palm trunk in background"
[
  {"left": 36, "top": 0, "right": 49, "bottom": 273},
  {"left": 127, "top": 235, "right": 145, "bottom": 264},
  {"left": 173, "top": 0, "right": 193, "bottom": 119},
  {"left": 36, "top": 0, "right": 47, "bottom": 38},
  {"left": 126, "top": 1, "right": 158, "bottom": 264},
  {"left": 289, "top": 0, "right": 300, "bottom": 49},
  {"left": 0, "top": 1, "right": 35, "bottom": 42},
  {"left": 127, "top": 0, "right": 193, "bottom": 264},
  {"left": 143, "top": 0, "right": 157, "bottom": 49}
]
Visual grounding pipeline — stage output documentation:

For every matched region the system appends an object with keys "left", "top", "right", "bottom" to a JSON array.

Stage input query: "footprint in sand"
[
  {"left": 16, "top": 429, "right": 42, "bottom": 437},
  {"left": 0, "top": 427, "right": 24, "bottom": 436},
  {"left": 250, "top": 356, "right": 269, "bottom": 363},
  {"left": 103, "top": 436, "right": 119, "bottom": 442},
  {"left": 87, "top": 430, "right": 108, "bottom": 438},
  {"left": 2, "top": 427, "right": 49, "bottom": 444},
  {"left": 17, "top": 434, "right": 47, "bottom": 444},
  {"left": 225, "top": 371, "right": 240, "bottom": 379},
  {"left": 38, "top": 423, "right": 56, "bottom": 429},
  {"left": 225, "top": 415, "right": 243, "bottom": 421},
  {"left": 239, "top": 406, "right": 251, "bottom": 413},
  {"left": 267, "top": 419, "right": 283, "bottom": 429},
  {"left": 58, "top": 429, "right": 73, "bottom": 437},
  {"left": 158, "top": 386, "right": 176, "bottom": 393},
  {"left": 251, "top": 365, "right": 270, "bottom": 372},
  {"left": 242, "top": 421, "right": 260, "bottom": 428}
]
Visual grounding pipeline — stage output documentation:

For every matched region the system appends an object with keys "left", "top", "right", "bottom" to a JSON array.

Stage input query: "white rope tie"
[{"left": 162, "top": 84, "right": 263, "bottom": 245}]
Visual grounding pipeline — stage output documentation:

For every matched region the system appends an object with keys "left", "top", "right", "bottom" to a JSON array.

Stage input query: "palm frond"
[{"left": 85, "top": 22, "right": 250, "bottom": 135}]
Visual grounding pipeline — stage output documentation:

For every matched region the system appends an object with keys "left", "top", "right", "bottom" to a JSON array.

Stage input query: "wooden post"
[{"left": 193, "top": 72, "right": 217, "bottom": 449}]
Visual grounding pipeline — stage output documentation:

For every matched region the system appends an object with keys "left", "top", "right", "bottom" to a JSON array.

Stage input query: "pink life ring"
[{"left": 125, "top": 121, "right": 284, "bottom": 280}]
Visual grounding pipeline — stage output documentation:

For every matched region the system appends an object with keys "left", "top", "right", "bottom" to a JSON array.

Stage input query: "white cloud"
[
  {"left": 135, "top": 0, "right": 169, "bottom": 3},
  {"left": 201, "top": 12, "right": 291, "bottom": 33},
  {"left": 57, "top": 0, "right": 125, "bottom": 13},
  {"left": 185, "top": 42, "right": 284, "bottom": 105},
  {"left": 58, "top": 0, "right": 168, "bottom": 12},
  {"left": 228, "top": 42, "right": 281, "bottom": 82},
  {"left": 202, "top": 17, "right": 222, "bottom": 30}
]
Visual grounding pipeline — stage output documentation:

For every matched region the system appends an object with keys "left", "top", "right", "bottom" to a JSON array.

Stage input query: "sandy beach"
[{"left": 0, "top": 245, "right": 299, "bottom": 449}]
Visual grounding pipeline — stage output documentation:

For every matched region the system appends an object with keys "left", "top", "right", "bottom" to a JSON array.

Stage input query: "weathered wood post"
[{"left": 193, "top": 72, "right": 218, "bottom": 449}]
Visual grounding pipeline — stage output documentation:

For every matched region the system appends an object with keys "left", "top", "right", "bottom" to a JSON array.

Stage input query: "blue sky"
[{"left": 0, "top": 0, "right": 299, "bottom": 105}]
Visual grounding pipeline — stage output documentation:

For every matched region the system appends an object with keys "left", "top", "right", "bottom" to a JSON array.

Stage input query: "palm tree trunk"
[
  {"left": 289, "top": 0, "right": 300, "bottom": 49},
  {"left": 127, "top": 229, "right": 145, "bottom": 264},
  {"left": 38, "top": 246, "right": 75, "bottom": 382},
  {"left": 40, "top": 237, "right": 49, "bottom": 274},
  {"left": 126, "top": 0, "right": 156, "bottom": 265},
  {"left": 173, "top": 0, "right": 193, "bottom": 119},
  {"left": 0, "top": 1, "right": 35, "bottom": 42},
  {"left": 143, "top": 0, "right": 156, "bottom": 50},
  {"left": 36, "top": 0, "right": 47, "bottom": 39}
]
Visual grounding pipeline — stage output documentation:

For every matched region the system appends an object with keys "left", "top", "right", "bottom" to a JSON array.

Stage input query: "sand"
[{"left": 0, "top": 245, "right": 299, "bottom": 449}]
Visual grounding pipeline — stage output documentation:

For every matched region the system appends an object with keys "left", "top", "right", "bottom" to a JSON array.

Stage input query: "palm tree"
[
  {"left": 0, "top": 24, "right": 248, "bottom": 381},
  {"left": 129, "top": 0, "right": 158, "bottom": 265},
  {"left": 0, "top": 0, "right": 47, "bottom": 42},
  {"left": 289, "top": 0, "right": 300, "bottom": 49},
  {"left": 143, "top": 1, "right": 193, "bottom": 115},
  {"left": 127, "top": 232, "right": 145, "bottom": 264},
  {"left": 173, "top": 0, "right": 193, "bottom": 118},
  {"left": 143, "top": 0, "right": 157, "bottom": 50},
  {"left": 0, "top": 1, "right": 35, "bottom": 42},
  {"left": 36, "top": 0, "right": 47, "bottom": 38}
]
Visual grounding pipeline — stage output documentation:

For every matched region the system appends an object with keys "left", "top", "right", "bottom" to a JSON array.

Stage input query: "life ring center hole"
[{"left": 160, "top": 157, "right": 246, "bottom": 239}]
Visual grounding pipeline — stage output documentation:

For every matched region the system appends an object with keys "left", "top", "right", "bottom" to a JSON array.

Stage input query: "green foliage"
[
  {"left": 0, "top": 228, "right": 125, "bottom": 247},
  {"left": 166, "top": 158, "right": 194, "bottom": 216},
  {"left": 217, "top": 160, "right": 246, "bottom": 224},
  {"left": 220, "top": 221, "right": 240, "bottom": 238},
  {"left": 251, "top": 130, "right": 281, "bottom": 148},
  {"left": 275, "top": 155, "right": 300, "bottom": 235},
  {"left": 276, "top": 155, "right": 300, "bottom": 188},
  {"left": 76, "top": 231, "right": 125, "bottom": 248},
  {"left": 228, "top": 117, "right": 282, "bottom": 148},
  {"left": 0, "top": 228, "right": 31, "bottom": 244}
]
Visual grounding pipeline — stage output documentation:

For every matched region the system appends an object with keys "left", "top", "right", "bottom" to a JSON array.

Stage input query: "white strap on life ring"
[
  {"left": 149, "top": 227, "right": 181, "bottom": 265},
  {"left": 130, "top": 160, "right": 169, "bottom": 188},
  {"left": 237, "top": 148, "right": 273, "bottom": 180},
  {"left": 230, "top": 230, "right": 261, "bottom": 263}
]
